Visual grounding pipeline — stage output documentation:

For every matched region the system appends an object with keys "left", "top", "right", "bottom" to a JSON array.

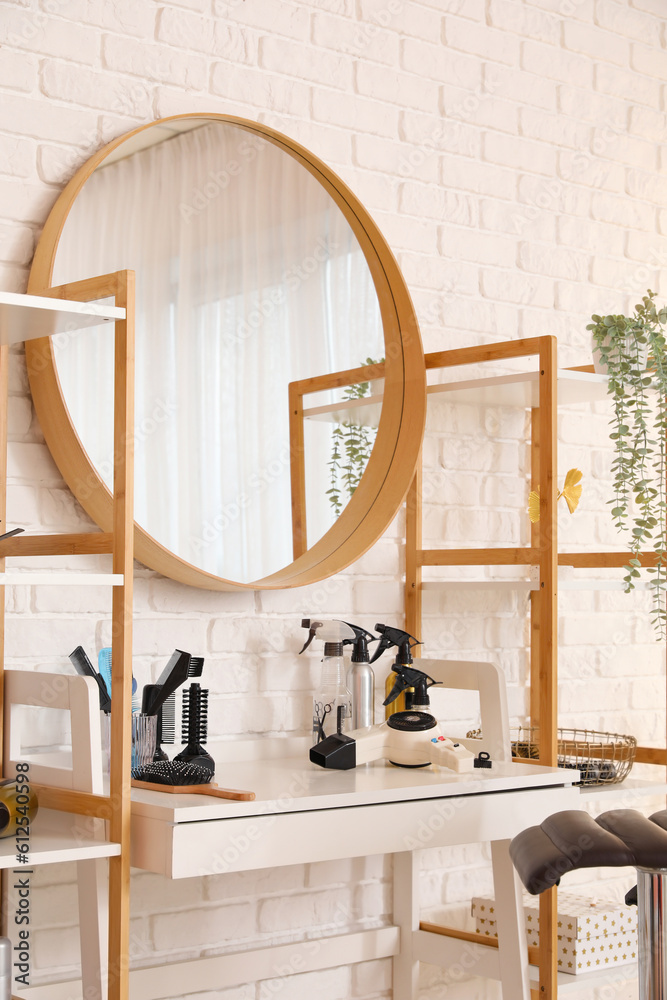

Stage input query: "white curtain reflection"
[{"left": 53, "top": 122, "right": 383, "bottom": 581}]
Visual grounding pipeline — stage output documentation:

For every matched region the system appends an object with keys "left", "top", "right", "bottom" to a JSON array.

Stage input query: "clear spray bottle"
[{"left": 300, "top": 619, "right": 354, "bottom": 744}]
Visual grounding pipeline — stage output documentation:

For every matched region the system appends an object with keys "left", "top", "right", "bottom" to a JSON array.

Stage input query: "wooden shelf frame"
[
  {"left": 0, "top": 272, "right": 135, "bottom": 1000},
  {"left": 404, "top": 336, "right": 667, "bottom": 998}
]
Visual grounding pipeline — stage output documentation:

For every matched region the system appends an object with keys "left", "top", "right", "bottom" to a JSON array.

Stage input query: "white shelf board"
[
  {"left": 0, "top": 808, "right": 120, "bottom": 869},
  {"left": 303, "top": 394, "right": 382, "bottom": 426},
  {"left": 302, "top": 369, "right": 609, "bottom": 425},
  {"left": 0, "top": 290, "right": 125, "bottom": 346},
  {"left": 427, "top": 368, "right": 609, "bottom": 408},
  {"left": 0, "top": 572, "right": 124, "bottom": 586}
]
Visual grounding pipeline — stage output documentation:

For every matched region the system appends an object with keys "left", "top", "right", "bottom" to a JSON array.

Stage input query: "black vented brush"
[{"left": 175, "top": 683, "right": 214, "bottom": 774}]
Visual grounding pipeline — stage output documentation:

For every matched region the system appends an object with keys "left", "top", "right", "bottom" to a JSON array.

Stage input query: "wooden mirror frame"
[{"left": 26, "top": 113, "right": 426, "bottom": 591}]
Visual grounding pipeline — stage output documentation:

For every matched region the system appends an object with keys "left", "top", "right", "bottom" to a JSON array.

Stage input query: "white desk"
[{"left": 127, "top": 737, "right": 580, "bottom": 1000}]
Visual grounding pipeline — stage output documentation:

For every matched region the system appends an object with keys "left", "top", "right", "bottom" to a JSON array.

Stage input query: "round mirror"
[{"left": 27, "top": 114, "right": 425, "bottom": 589}]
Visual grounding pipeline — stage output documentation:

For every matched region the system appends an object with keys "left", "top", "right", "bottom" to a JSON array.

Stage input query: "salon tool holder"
[
  {"left": 141, "top": 684, "right": 175, "bottom": 762},
  {"left": 510, "top": 808, "right": 667, "bottom": 1000},
  {"left": 309, "top": 710, "right": 475, "bottom": 772},
  {"left": 343, "top": 622, "right": 377, "bottom": 730},
  {"left": 300, "top": 619, "right": 354, "bottom": 743}
]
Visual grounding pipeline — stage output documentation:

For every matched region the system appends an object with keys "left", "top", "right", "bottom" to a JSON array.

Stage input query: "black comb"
[
  {"left": 69, "top": 645, "right": 111, "bottom": 713},
  {"left": 143, "top": 649, "right": 199, "bottom": 717}
]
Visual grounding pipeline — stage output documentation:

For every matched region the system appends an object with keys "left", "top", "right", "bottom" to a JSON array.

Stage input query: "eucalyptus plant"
[
  {"left": 587, "top": 291, "right": 667, "bottom": 639},
  {"left": 327, "top": 358, "right": 383, "bottom": 518}
]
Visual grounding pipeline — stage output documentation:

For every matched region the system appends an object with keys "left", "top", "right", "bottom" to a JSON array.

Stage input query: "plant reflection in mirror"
[
  {"left": 588, "top": 290, "right": 667, "bottom": 640},
  {"left": 327, "top": 358, "right": 383, "bottom": 518}
]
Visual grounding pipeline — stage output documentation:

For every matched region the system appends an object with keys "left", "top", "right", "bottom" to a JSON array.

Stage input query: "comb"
[
  {"left": 69, "top": 646, "right": 111, "bottom": 713},
  {"left": 143, "top": 649, "right": 195, "bottom": 717}
]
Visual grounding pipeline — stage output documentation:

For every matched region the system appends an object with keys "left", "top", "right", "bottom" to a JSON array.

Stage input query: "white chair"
[
  {"left": 4, "top": 669, "right": 108, "bottom": 1000},
  {"left": 392, "top": 658, "right": 531, "bottom": 1000}
]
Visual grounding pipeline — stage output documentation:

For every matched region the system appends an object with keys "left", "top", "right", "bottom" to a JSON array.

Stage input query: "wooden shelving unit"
[
  {"left": 404, "top": 335, "right": 667, "bottom": 998},
  {"left": 0, "top": 273, "right": 134, "bottom": 1000}
]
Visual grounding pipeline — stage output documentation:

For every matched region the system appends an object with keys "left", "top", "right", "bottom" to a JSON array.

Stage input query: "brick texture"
[{"left": 0, "top": 2, "right": 665, "bottom": 997}]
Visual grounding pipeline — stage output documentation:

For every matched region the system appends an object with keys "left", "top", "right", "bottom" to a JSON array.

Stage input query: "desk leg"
[
  {"left": 491, "top": 840, "right": 531, "bottom": 1000},
  {"left": 77, "top": 853, "right": 108, "bottom": 1000},
  {"left": 393, "top": 850, "right": 420, "bottom": 1000}
]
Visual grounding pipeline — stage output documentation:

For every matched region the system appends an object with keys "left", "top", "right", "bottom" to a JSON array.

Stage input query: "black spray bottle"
[{"left": 370, "top": 623, "right": 440, "bottom": 719}]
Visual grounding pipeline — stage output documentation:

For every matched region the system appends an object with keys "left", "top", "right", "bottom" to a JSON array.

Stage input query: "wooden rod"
[
  {"left": 536, "top": 338, "right": 558, "bottom": 770},
  {"left": 418, "top": 922, "right": 539, "bottom": 966},
  {"left": 424, "top": 338, "right": 546, "bottom": 371},
  {"left": 35, "top": 273, "right": 128, "bottom": 304},
  {"left": 107, "top": 270, "right": 134, "bottom": 1000},
  {"left": 288, "top": 381, "right": 307, "bottom": 560},
  {"left": 561, "top": 551, "right": 658, "bottom": 568},
  {"left": 634, "top": 747, "right": 667, "bottom": 765},
  {"left": 419, "top": 547, "right": 535, "bottom": 566},
  {"left": 0, "top": 532, "right": 113, "bottom": 557},
  {"left": 405, "top": 468, "right": 422, "bottom": 646},
  {"left": 289, "top": 360, "right": 385, "bottom": 397},
  {"left": 29, "top": 784, "right": 115, "bottom": 819}
]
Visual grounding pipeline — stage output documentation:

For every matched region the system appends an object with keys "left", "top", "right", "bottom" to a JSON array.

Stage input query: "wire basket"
[{"left": 466, "top": 727, "right": 637, "bottom": 786}]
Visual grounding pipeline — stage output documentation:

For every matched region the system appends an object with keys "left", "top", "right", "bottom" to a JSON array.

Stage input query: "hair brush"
[{"left": 173, "top": 683, "right": 214, "bottom": 774}]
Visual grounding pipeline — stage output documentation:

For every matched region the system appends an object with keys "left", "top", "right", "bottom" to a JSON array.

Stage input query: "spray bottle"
[
  {"left": 343, "top": 623, "right": 377, "bottom": 730},
  {"left": 370, "top": 623, "right": 435, "bottom": 719},
  {"left": 300, "top": 619, "right": 355, "bottom": 743}
]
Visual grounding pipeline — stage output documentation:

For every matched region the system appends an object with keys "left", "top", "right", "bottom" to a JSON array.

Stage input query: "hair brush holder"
[{"left": 134, "top": 684, "right": 214, "bottom": 787}]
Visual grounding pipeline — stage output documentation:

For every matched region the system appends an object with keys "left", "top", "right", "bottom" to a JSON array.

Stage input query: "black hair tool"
[
  {"left": 69, "top": 646, "right": 111, "bottom": 714},
  {"left": 0, "top": 527, "right": 24, "bottom": 542},
  {"left": 174, "top": 683, "right": 214, "bottom": 774},
  {"left": 142, "top": 650, "right": 202, "bottom": 717}
]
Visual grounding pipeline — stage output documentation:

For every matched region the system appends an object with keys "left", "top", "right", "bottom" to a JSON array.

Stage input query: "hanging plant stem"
[{"left": 588, "top": 291, "right": 667, "bottom": 639}]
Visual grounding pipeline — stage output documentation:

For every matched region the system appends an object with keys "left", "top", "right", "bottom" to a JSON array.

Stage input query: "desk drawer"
[{"left": 131, "top": 783, "right": 579, "bottom": 878}]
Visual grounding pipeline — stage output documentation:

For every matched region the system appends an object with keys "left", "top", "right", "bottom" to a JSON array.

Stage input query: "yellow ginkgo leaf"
[
  {"left": 528, "top": 488, "right": 541, "bottom": 524},
  {"left": 528, "top": 470, "right": 583, "bottom": 522},
  {"left": 559, "top": 467, "right": 583, "bottom": 515}
]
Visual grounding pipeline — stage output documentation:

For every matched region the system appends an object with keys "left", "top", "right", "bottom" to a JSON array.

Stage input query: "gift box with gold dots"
[{"left": 471, "top": 892, "right": 637, "bottom": 976}]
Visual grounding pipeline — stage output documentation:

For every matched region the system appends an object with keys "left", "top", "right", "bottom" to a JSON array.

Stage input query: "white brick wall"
[{"left": 0, "top": 0, "right": 665, "bottom": 995}]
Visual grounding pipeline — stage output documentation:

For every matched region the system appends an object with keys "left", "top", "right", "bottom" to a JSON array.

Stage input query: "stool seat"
[{"left": 510, "top": 808, "right": 667, "bottom": 895}]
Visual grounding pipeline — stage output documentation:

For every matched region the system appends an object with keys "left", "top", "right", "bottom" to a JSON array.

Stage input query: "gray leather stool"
[{"left": 510, "top": 809, "right": 667, "bottom": 998}]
